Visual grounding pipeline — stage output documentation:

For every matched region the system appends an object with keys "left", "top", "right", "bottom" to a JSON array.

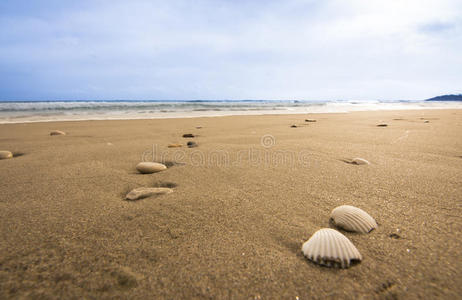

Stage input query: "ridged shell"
[
  {"left": 352, "top": 158, "right": 370, "bottom": 165},
  {"left": 331, "top": 205, "right": 378, "bottom": 233},
  {"left": 126, "top": 187, "right": 173, "bottom": 200},
  {"left": 302, "top": 228, "right": 362, "bottom": 268}
]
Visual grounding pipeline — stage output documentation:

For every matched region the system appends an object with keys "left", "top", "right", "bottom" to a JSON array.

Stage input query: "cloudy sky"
[{"left": 0, "top": 0, "right": 461, "bottom": 101}]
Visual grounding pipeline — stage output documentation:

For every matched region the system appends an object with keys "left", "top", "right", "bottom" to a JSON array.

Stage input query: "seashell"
[
  {"left": 136, "top": 162, "right": 167, "bottom": 174},
  {"left": 0, "top": 150, "right": 13, "bottom": 160},
  {"left": 126, "top": 187, "right": 173, "bottom": 200},
  {"left": 330, "top": 205, "right": 378, "bottom": 233},
  {"left": 302, "top": 228, "right": 362, "bottom": 268},
  {"left": 168, "top": 144, "right": 183, "bottom": 148},
  {"left": 352, "top": 158, "right": 370, "bottom": 165},
  {"left": 50, "top": 130, "right": 66, "bottom": 136},
  {"left": 424, "top": 120, "right": 429, "bottom": 123},
  {"left": 290, "top": 124, "right": 297, "bottom": 128},
  {"left": 187, "top": 141, "right": 198, "bottom": 148}
]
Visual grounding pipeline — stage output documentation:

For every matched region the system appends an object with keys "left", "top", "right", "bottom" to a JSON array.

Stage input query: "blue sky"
[{"left": 0, "top": 0, "right": 461, "bottom": 101}]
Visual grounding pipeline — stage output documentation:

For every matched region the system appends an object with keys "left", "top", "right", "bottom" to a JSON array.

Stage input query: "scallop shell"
[
  {"left": 330, "top": 205, "right": 378, "bottom": 233},
  {"left": 302, "top": 228, "right": 362, "bottom": 268}
]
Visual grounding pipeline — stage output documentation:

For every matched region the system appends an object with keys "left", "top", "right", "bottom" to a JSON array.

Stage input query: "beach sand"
[{"left": 0, "top": 109, "right": 461, "bottom": 299}]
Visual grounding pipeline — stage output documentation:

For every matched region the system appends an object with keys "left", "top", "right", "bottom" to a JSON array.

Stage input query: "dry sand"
[{"left": 0, "top": 109, "right": 461, "bottom": 299}]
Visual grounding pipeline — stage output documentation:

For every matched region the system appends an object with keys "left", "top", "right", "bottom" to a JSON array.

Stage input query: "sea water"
[{"left": 0, "top": 99, "right": 461, "bottom": 123}]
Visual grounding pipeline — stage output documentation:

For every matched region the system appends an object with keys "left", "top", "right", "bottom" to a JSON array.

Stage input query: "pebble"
[
  {"left": 0, "top": 150, "right": 13, "bottom": 160},
  {"left": 50, "top": 130, "right": 66, "bottom": 136},
  {"left": 136, "top": 162, "right": 167, "bottom": 174},
  {"left": 187, "top": 141, "right": 198, "bottom": 148},
  {"left": 290, "top": 125, "right": 298, "bottom": 128},
  {"left": 183, "top": 133, "right": 195, "bottom": 138},
  {"left": 126, "top": 187, "right": 173, "bottom": 200},
  {"left": 377, "top": 124, "right": 388, "bottom": 127},
  {"left": 305, "top": 119, "right": 317, "bottom": 122},
  {"left": 424, "top": 120, "right": 430, "bottom": 123}
]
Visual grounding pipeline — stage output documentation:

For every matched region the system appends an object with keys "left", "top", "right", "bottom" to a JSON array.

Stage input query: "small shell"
[
  {"left": 0, "top": 150, "right": 13, "bottom": 160},
  {"left": 50, "top": 130, "right": 66, "bottom": 136},
  {"left": 126, "top": 187, "right": 173, "bottom": 200},
  {"left": 168, "top": 144, "right": 183, "bottom": 148},
  {"left": 136, "top": 162, "right": 167, "bottom": 174},
  {"left": 302, "top": 228, "right": 362, "bottom": 268},
  {"left": 352, "top": 158, "right": 370, "bottom": 165},
  {"left": 187, "top": 141, "right": 198, "bottom": 148},
  {"left": 331, "top": 205, "right": 378, "bottom": 233}
]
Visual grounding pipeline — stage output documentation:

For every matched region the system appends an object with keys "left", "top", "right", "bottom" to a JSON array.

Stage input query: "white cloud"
[{"left": 0, "top": 0, "right": 461, "bottom": 100}]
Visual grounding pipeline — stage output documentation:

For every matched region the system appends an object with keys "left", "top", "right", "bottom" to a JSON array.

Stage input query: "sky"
[{"left": 0, "top": 0, "right": 461, "bottom": 101}]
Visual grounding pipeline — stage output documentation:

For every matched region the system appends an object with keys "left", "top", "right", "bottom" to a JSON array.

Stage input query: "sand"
[{"left": 0, "top": 109, "right": 461, "bottom": 299}]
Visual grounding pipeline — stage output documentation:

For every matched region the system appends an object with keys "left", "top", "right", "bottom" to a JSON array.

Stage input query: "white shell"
[
  {"left": 352, "top": 158, "right": 370, "bottom": 165},
  {"left": 126, "top": 187, "right": 173, "bottom": 200},
  {"left": 0, "top": 151, "right": 13, "bottom": 159},
  {"left": 331, "top": 205, "right": 378, "bottom": 233},
  {"left": 302, "top": 228, "right": 362, "bottom": 268},
  {"left": 50, "top": 130, "right": 66, "bottom": 136},
  {"left": 136, "top": 162, "right": 167, "bottom": 174}
]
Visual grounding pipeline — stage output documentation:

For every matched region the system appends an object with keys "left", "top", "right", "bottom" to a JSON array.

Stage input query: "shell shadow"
[
  {"left": 12, "top": 152, "right": 26, "bottom": 158},
  {"left": 340, "top": 158, "right": 354, "bottom": 165},
  {"left": 152, "top": 181, "right": 178, "bottom": 188},
  {"left": 120, "top": 185, "right": 135, "bottom": 199},
  {"left": 162, "top": 161, "right": 186, "bottom": 168}
]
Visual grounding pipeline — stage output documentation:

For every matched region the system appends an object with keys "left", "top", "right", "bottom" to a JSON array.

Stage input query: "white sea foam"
[{"left": 0, "top": 100, "right": 460, "bottom": 123}]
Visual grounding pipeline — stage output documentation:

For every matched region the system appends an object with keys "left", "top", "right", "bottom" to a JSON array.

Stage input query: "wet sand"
[{"left": 0, "top": 109, "right": 461, "bottom": 299}]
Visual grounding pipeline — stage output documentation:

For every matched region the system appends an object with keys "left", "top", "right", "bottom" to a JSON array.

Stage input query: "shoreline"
[{"left": 1, "top": 107, "right": 461, "bottom": 124}]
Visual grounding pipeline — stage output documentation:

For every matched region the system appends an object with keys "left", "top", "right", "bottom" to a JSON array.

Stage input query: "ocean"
[{"left": 0, "top": 100, "right": 461, "bottom": 123}]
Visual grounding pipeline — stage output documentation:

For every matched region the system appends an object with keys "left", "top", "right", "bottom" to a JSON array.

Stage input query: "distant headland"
[{"left": 425, "top": 94, "right": 462, "bottom": 101}]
